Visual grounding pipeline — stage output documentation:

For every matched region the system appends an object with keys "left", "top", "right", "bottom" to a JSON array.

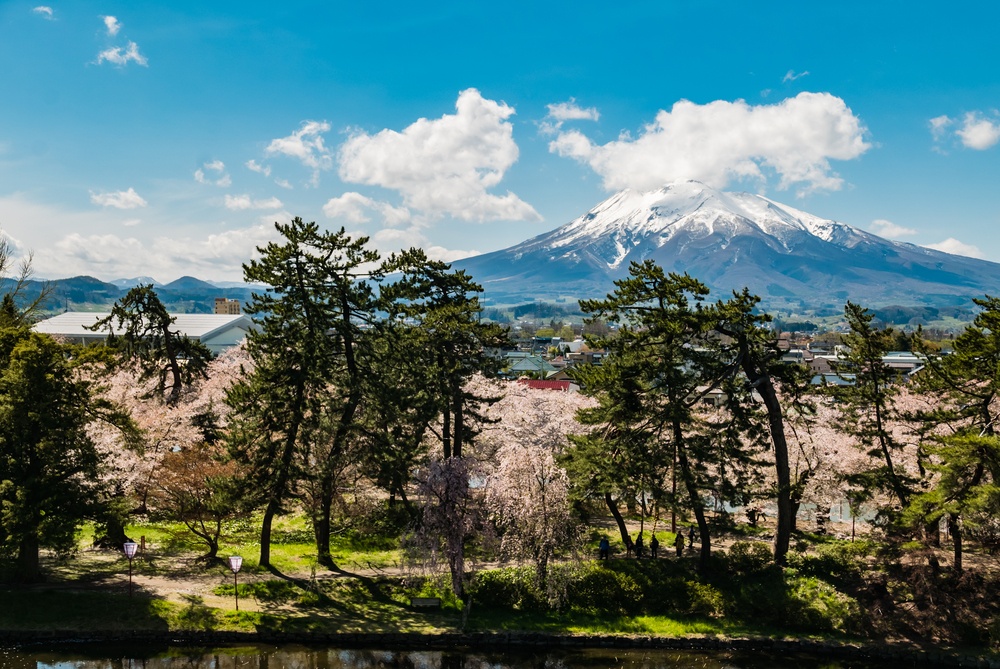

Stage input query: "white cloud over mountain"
[
  {"left": 925, "top": 238, "right": 985, "bottom": 259},
  {"left": 337, "top": 88, "right": 540, "bottom": 222},
  {"left": 869, "top": 219, "right": 916, "bottom": 238},
  {"left": 549, "top": 92, "right": 870, "bottom": 195}
]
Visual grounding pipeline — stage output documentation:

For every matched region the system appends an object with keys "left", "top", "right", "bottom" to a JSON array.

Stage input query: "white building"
[{"left": 32, "top": 312, "right": 254, "bottom": 354}]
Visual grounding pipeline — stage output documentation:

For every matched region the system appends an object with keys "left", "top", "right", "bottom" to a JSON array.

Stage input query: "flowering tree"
[{"left": 480, "top": 378, "right": 591, "bottom": 586}]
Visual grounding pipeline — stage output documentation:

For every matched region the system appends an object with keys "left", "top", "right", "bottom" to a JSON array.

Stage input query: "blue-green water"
[{"left": 0, "top": 645, "right": 906, "bottom": 669}]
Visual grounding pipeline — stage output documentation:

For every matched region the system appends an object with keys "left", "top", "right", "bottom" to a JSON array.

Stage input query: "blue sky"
[{"left": 3, "top": 1, "right": 1000, "bottom": 282}]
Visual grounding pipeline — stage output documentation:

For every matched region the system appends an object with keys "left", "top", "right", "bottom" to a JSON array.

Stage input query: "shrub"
[
  {"left": 784, "top": 575, "right": 862, "bottom": 633},
  {"left": 566, "top": 563, "right": 643, "bottom": 616},
  {"left": 726, "top": 541, "right": 773, "bottom": 575},
  {"left": 468, "top": 567, "right": 544, "bottom": 611}
]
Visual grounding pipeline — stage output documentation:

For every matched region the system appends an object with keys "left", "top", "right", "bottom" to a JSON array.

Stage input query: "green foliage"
[
  {"left": 783, "top": 574, "right": 862, "bottom": 633},
  {"left": 469, "top": 566, "right": 544, "bottom": 611},
  {"left": 91, "top": 284, "right": 214, "bottom": 403},
  {"left": 724, "top": 541, "right": 774, "bottom": 575},
  {"left": 0, "top": 327, "right": 131, "bottom": 581},
  {"left": 565, "top": 563, "right": 643, "bottom": 616}
]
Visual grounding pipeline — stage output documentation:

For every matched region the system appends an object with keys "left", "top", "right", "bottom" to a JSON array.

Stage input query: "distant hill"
[
  {"left": 454, "top": 180, "right": 1000, "bottom": 312},
  {"left": 7, "top": 276, "right": 261, "bottom": 315}
]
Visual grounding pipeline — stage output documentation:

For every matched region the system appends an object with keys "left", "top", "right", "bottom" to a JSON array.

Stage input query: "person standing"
[
  {"left": 599, "top": 537, "right": 610, "bottom": 560},
  {"left": 634, "top": 534, "right": 644, "bottom": 559},
  {"left": 649, "top": 534, "right": 659, "bottom": 558},
  {"left": 674, "top": 531, "right": 685, "bottom": 557}
]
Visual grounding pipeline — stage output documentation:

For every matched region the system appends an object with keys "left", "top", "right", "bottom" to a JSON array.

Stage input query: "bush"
[
  {"left": 726, "top": 541, "right": 773, "bottom": 575},
  {"left": 784, "top": 575, "right": 862, "bottom": 633},
  {"left": 468, "top": 567, "right": 544, "bottom": 611},
  {"left": 566, "top": 563, "right": 643, "bottom": 616}
]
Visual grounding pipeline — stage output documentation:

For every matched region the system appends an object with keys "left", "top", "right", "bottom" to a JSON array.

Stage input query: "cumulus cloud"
[
  {"left": 869, "top": 219, "right": 916, "bottom": 238},
  {"left": 322, "top": 192, "right": 411, "bottom": 226},
  {"left": 925, "top": 238, "right": 985, "bottom": 259},
  {"left": 265, "top": 121, "right": 332, "bottom": 185},
  {"left": 49, "top": 225, "right": 281, "bottom": 281},
  {"left": 194, "top": 160, "right": 231, "bottom": 187},
  {"left": 33, "top": 6, "right": 53, "bottom": 19},
  {"left": 338, "top": 88, "right": 540, "bottom": 222},
  {"left": 245, "top": 159, "right": 271, "bottom": 177},
  {"left": 224, "top": 194, "right": 283, "bottom": 211},
  {"left": 549, "top": 92, "right": 870, "bottom": 195},
  {"left": 369, "top": 226, "right": 478, "bottom": 263},
  {"left": 956, "top": 112, "right": 1000, "bottom": 150},
  {"left": 90, "top": 187, "right": 147, "bottom": 209},
  {"left": 782, "top": 70, "right": 809, "bottom": 83},
  {"left": 103, "top": 15, "right": 121, "bottom": 36},
  {"left": 274, "top": 178, "right": 293, "bottom": 190},
  {"left": 540, "top": 98, "right": 600, "bottom": 135},
  {"left": 96, "top": 41, "right": 147, "bottom": 67}
]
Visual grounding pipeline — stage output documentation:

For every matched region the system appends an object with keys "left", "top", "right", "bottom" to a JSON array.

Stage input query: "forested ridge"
[{"left": 4, "top": 219, "right": 1000, "bottom": 647}]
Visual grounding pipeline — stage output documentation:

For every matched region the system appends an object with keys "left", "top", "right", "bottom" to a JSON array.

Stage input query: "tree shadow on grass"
[{"left": 176, "top": 594, "right": 221, "bottom": 630}]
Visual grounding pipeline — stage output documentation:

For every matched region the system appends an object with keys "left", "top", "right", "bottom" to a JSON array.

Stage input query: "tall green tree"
[
  {"left": 226, "top": 218, "right": 378, "bottom": 568},
  {"left": 91, "top": 285, "right": 214, "bottom": 404},
  {"left": 833, "top": 302, "right": 916, "bottom": 512},
  {"left": 379, "top": 249, "right": 508, "bottom": 597},
  {"left": 716, "top": 289, "right": 814, "bottom": 566},
  {"left": 909, "top": 295, "right": 1000, "bottom": 569},
  {"left": 567, "top": 262, "right": 766, "bottom": 568},
  {"left": 0, "top": 328, "right": 129, "bottom": 580}
]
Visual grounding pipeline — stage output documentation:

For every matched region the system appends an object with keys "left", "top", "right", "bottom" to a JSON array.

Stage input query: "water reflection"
[{"left": 0, "top": 645, "right": 895, "bottom": 669}]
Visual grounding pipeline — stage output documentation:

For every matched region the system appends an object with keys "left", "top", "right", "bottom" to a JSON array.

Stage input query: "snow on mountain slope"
[{"left": 455, "top": 180, "right": 1000, "bottom": 308}]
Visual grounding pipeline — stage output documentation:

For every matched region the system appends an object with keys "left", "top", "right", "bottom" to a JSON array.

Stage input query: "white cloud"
[
  {"left": 245, "top": 159, "right": 271, "bottom": 177},
  {"left": 265, "top": 120, "right": 332, "bottom": 185},
  {"left": 956, "top": 112, "right": 1000, "bottom": 150},
  {"left": 33, "top": 6, "right": 53, "bottom": 19},
  {"left": 369, "top": 226, "right": 478, "bottom": 263},
  {"left": 122, "top": 218, "right": 141, "bottom": 227},
  {"left": 869, "top": 219, "right": 916, "bottom": 238},
  {"left": 96, "top": 41, "right": 147, "bottom": 67},
  {"left": 224, "top": 194, "right": 283, "bottom": 211},
  {"left": 274, "top": 178, "right": 293, "bottom": 190},
  {"left": 90, "top": 187, "right": 147, "bottom": 209},
  {"left": 547, "top": 99, "right": 599, "bottom": 122},
  {"left": 102, "top": 15, "right": 121, "bottom": 36},
  {"left": 338, "top": 88, "right": 540, "bottom": 222},
  {"left": 541, "top": 98, "right": 600, "bottom": 135},
  {"left": 925, "top": 238, "right": 985, "bottom": 259},
  {"left": 550, "top": 92, "right": 870, "bottom": 195},
  {"left": 782, "top": 70, "right": 809, "bottom": 83},
  {"left": 322, "top": 192, "right": 411, "bottom": 226},
  {"left": 48, "top": 225, "right": 281, "bottom": 281},
  {"left": 929, "top": 115, "right": 953, "bottom": 141},
  {"left": 194, "top": 160, "right": 230, "bottom": 187}
]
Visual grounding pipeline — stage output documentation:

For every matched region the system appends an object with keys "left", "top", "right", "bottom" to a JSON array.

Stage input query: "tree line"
[{"left": 2, "top": 220, "right": 1000, "bottom": 596}]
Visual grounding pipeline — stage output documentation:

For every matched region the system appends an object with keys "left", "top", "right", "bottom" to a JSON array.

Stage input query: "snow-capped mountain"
[{"left": 454, "top": 180, "right": 1000, "bottom": 309}]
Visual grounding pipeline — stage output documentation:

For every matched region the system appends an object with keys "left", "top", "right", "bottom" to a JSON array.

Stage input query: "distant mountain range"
[
  {"left": 7, "top": 275, "right": 260, "bottom": 315},
  {"left": 454, "top": 180, "right": 1000, "bottom": 312}
]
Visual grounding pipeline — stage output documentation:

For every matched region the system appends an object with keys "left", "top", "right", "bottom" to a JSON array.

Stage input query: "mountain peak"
[{"left": 454, "top": 183, "right": 1000, "bottom": 310}]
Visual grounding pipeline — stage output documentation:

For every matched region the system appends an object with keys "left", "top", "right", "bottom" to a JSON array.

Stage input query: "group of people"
[{"left": 597, "top": 526, "right": 696, "bottom": 560}]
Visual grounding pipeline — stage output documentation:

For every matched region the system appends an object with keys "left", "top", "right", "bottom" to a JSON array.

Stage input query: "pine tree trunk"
[
  {"left": 673, "top": 421, "right": 710, "bottom": 569},
  {"left": 950, "top": 514, "right": 963, "bottom": 574},
  {"left": 315, "top": 478, "right": 334, "bottom": 567},
  {"left": 260, "top": 502, "right": 276, "bottom": 568},
  {"left": 17, "top": 533, "right": 41, "bottom": 582},
  {"left": 605, "top": 492, "right": 631, "bottom": 552}
]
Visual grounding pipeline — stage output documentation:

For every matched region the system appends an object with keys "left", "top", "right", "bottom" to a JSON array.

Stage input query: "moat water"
[{"left": 0, "top": 644, "right": 907, "bottom": 668}]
